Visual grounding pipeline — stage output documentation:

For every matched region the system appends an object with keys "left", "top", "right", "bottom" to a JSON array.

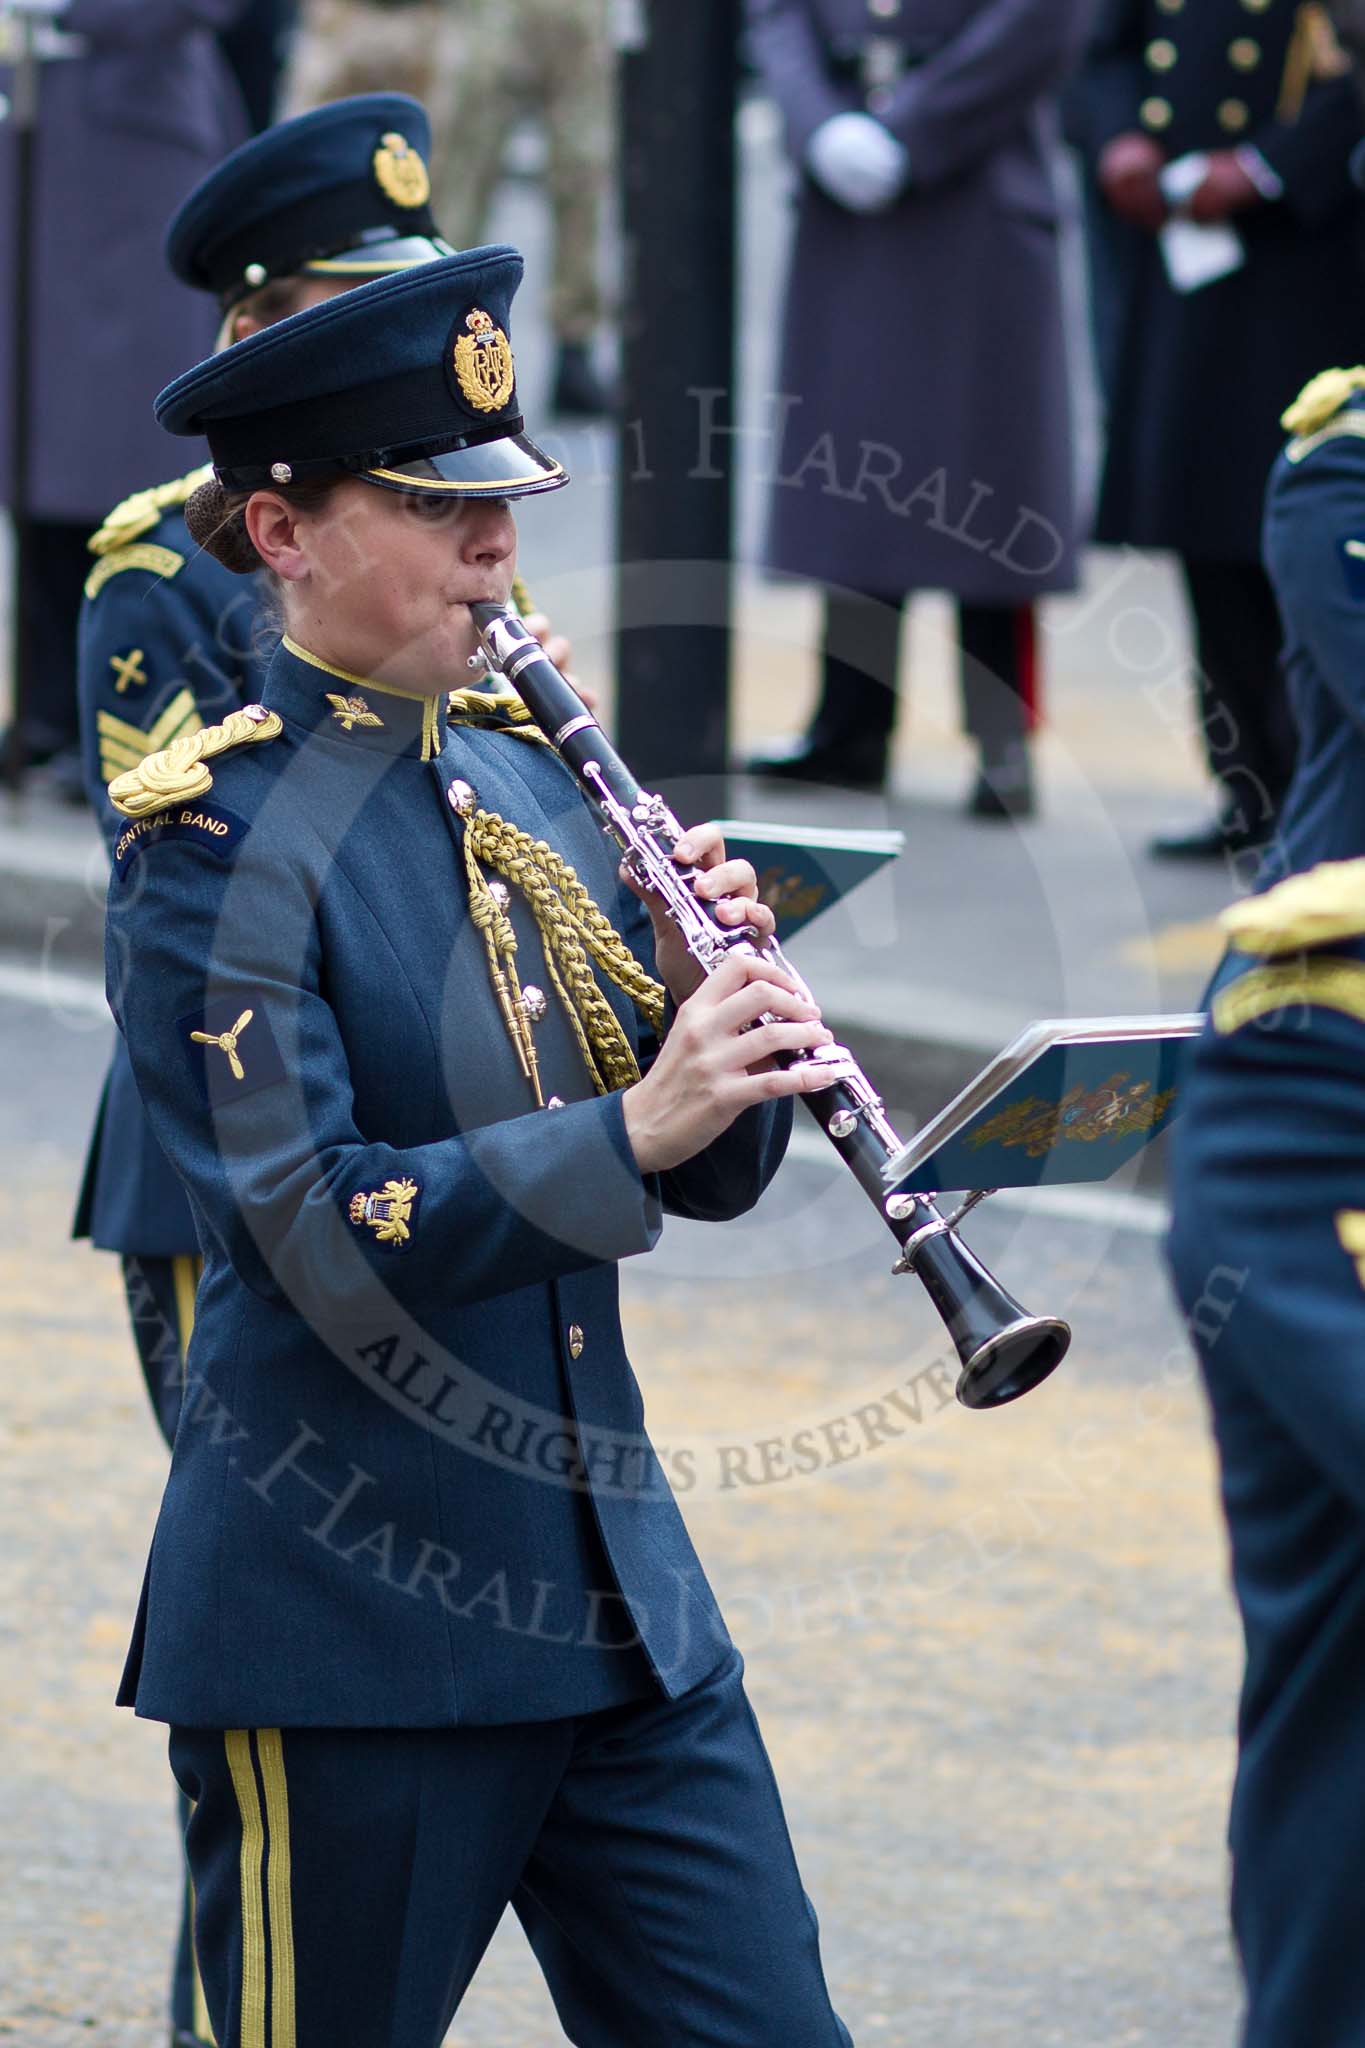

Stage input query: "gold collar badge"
[
  {"left": 350, "top": 1177, "right": 420, "bottom": 1246},
  {"left": 325, "top": 692, "right": 385, "bottom": 732},
  {"left": 372, "top": 131, "right": 431, "bottom": 209},
  {"left": 454, "top": 308, "right": 515, "bottom": 414},
  {"left": 190, "top": 1008, "right": 253, "bottom": 1082}
]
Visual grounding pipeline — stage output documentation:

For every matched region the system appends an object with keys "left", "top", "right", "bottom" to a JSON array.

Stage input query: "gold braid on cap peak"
[
  {"left": 461, "top": 807, "right": 665, "bottom": 1103},
  {"left": 1221, "top": 858, "right": 1365, "bottom": 957},
  {"left": 1282, "top": 367, "right": 1365, "bottom": 439},
  {"left": 108, "top": 706, "right": 282, "bottom": 818},
  {"left": 88, "top": 464, "right": 216, "bottom": 557}
]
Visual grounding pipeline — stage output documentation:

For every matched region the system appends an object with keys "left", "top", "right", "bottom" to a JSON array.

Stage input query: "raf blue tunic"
[
  {"left": 74, "top": 498, "right": 269, "bottom": 1258},
  {"left": 1259, "top": 395, "right": 1365, "bottom": 887},
  {"left": 1168, "top": 924, "right": 1365, "bottom": 2048},
  {"left": 107, "top": 636, "right": 790, "bottom": 1728}
]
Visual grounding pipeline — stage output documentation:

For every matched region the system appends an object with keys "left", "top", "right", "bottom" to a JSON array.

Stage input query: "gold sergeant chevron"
[{"left": 97, "top": 686, "right": 203, "bottom": 787}]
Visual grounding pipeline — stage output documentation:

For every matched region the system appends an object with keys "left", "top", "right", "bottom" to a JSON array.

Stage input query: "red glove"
[
  {"left": 1185, "top": 151, "right": 1262, "bottom": 223},
  {"left": 1098, "top": 132, "right": 1169, "bottom": 232}
]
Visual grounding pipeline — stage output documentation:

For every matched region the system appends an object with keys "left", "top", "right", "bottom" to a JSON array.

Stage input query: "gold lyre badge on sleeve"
[{"left": 350, "top": 1177, "right": 421, "bottom": 1249}]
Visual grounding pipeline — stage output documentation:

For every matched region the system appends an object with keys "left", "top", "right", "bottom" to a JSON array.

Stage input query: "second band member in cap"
[
  {"left": 77, "top": 95, "right": 457, "bottom": 1458},
  {"left": 105, "top": 243, "right": 852, "bottom": 2045},
  {"left": 75, "top": 107, "right": 460, "bottom": 2040}
]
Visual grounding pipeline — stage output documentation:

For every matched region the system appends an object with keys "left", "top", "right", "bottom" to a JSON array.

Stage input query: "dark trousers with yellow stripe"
[
  {"left": 169, "top": 1651, "right": 852, "bottom": 2047},
  {"left": 123, "top": 1253, "right": 214, "bottom": 2045}
]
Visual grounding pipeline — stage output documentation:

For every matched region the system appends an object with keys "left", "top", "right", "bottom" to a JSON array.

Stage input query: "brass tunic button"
[
  {"left": 1240, "top": 0, "right": 1270, "bottom": 12},
  {"left": 1140, "top": 96, "right": 1174, "bottom": 130},
  {"left": 1218, "top": 97, "right": 1250, "bottom": 132},
  {"left": 1146, "top": 38, "right": 1177, "bottom": 70},
  {"left": 487, "top": 879, "right": 510, "bottom": 910},
  {"left": 1228, "top": 36, "right": 1260, "bottom": 70},
  {"left": 546, "top": 1095, "right": 566, "bottom": 1110},
  {"left": 521, "top": 984, "right": 547, "bottom": 1022},
  {"left": 447, "top": 778, "right": 477, "bottom": 816},
  {"left": 1155, "top": 0, "right": 1183, "bottom": 11},
  {"left": 244, "top": 261, "right": 268, "bottom": 288},
  {"left": 567, "top": 1323, "right": 585, "bottom": 1360}
]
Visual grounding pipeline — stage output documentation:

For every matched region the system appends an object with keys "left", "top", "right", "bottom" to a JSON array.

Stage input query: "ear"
[{"left": 245, "top": 493, "right": 310, "bottom": 582}]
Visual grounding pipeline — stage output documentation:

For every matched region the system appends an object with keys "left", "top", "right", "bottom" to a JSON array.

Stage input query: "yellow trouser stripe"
[
  {"left": 255, "top": 1730, "right": 297, "bottom": 2048},
  {"left": 189, "top": 1873, "right": 216, "bottom": 2044},
  {"left": 172, "top": 1254, "right": 200, "bottom": 1388},
  {"left": 225, "top": 1731, "right": 267, "bottom": 2048}
]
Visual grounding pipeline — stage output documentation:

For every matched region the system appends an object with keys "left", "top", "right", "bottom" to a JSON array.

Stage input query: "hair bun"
[{"left": 184, "top": 477, "right": 260, "bottom": 575}]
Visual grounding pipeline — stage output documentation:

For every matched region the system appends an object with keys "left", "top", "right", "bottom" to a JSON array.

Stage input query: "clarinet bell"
[
  {"left": 911, "top": 1228, "right": 1071, "bottom": 1409},
  {"left": 954, "top": 1311, "right": 1071, "bottom": 1409}
]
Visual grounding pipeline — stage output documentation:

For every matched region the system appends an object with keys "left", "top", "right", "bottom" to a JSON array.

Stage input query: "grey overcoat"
[
  {"left": 0, "top": 0, "right": 247, "bottom": 522},
  {"left": 748, "top": 0, "right": 1089, "bottom": 603}
]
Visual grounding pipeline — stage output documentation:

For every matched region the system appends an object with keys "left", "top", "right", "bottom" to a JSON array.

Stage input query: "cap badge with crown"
[
  {"left": 372, "top": 131, "right": 431, "bottom": 210},
  {"left": 453, "top": 308, "right": 515, "bottom": 414}
]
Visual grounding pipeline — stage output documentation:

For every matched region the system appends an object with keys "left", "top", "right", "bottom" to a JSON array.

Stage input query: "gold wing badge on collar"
[{"left": 325, "top": 692, "right": 385, "bottom": 732}]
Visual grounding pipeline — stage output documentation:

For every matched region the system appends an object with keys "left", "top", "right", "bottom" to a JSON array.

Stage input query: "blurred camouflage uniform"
[
  {"left": 285, "top": 0, "right": 453, "bottom": 111},
  {"left": 287, "top": 0, "right": 611, "bottom": 344}
]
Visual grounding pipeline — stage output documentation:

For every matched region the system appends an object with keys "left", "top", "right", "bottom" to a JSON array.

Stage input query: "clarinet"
[{"left": 471, "top": 602, "right": 1070, "bottom": 1410}]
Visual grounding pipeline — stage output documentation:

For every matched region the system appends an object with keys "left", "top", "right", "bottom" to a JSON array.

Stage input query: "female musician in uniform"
[{"left": 104, "top": 242, "right": 853, "bottom": 2045}]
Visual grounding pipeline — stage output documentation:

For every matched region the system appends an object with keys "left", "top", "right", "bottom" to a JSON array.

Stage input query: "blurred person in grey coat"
[
  {"left": 0, "top": 0, "right": 248, "bottom": 795},
  {"left": 744, "top": 0, "right": 1089, "bottom": 816}
]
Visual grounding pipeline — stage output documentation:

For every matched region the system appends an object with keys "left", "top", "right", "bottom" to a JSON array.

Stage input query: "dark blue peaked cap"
[
  {"left": 165, "top": 94, "right": 453, "bottom": 308},
  {"left": 155, "top": 244, "right": 567, "bottom": 500}
]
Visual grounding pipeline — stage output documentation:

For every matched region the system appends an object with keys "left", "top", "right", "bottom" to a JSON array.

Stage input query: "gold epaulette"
[
  {"left": 446, "top": 685, "right": 548, "bottom": 743},
  {"left": 1221, "top": 858, "right": 1365, "bottom": 957},
  {"left": 84, "top": 542, "right": 186, "bottom": 601},
  {"left": 1282, "top": 367, "right": 1365, "bottom": 461},
  {"left": 87, "top": 463, "right": 215, "bottom": 558},
  {"left": 446, "top": 686, "right": 534, "bottom": 723},
  {"left": 109, "top": 704, "right": 282, "bottom": 819}
]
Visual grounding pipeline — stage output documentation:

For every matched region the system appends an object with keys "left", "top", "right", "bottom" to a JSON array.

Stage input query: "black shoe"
[
  {"left": 743, "top": 728, "right": 888, "bottom": 791},
  {"left": 551, "top": 343, "right": 615, "bottom": 417},
  {"left": 968, "top": 742, "right": 1034, "bottom": 820},
  {"left": 1148, "top": 810, "right": 1270, "bottom": 861}
]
